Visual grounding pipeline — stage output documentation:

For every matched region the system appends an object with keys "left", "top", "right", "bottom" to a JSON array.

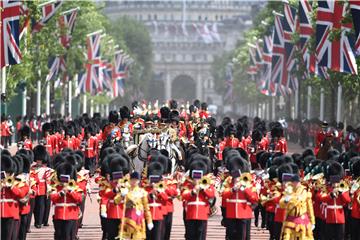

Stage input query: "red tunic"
[
  {"left": 1, "top": 182, "right": 29, "bottom": 219},
  {"left": 319, "top": 187, "right": 351, "bottom": 224},
  {"left": 50, "top": 185, "right": 82, "bottom": 220}
]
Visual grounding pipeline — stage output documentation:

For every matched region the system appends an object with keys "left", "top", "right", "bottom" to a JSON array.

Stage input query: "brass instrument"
[
  {"left": 199, "top": 175, "right": 212, "bottom": 190},
  {"left": 154, "top": 181, "right": 165, "bottom": 193},
  {"left": 284, "top": 182, "right": 294, "bottom": 196},
  {"left": 238, "top": 172, "right": 253, "bottom": 191},
  {"left": 350, "top": 178, "right": 360, "bottom": 195},
  {"left": 334, "top": 179, "right": 349, "bottom": 193},
  {"left": 64, "top": 179, "right": 77, "bottom": 191},
  {"left": 4, "top": 175, "right": 15, "bottom": 187}
]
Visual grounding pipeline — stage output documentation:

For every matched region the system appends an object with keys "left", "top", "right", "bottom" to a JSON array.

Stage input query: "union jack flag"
[
  {"left": 261, "top": 34, "right": 275, "bottom": 96},
  {"left": 32, "top": 0, "right": 63, "bottom": 34},
  {"left": 59, "top": 8, "right": 78, "bottom": 49},
  {"left": 45, "top": 56, "right": 66, "bottom": 82},
  {"left": 247, "top": 44, "right": 258, "bottom": 75},
  {"left": 316, "top": 0, "right": 358, "bottom": 75},
  {"left": 77, "top": 70, "right": 86, "bottom": 94},
  {"left": 85, "top": 31, "right": 102, "bottom": 95},
  {"left": 1, "top": 0, "right": 22, "bottom": 68},
  {"left": 84, "top": 63, "right": 100, "bottom": 95},
  {"left": 298, "top": 0, "right": 316, "bottom": 73},
  {"left": 316, "top": 65, "right": 330, "bottom": 80},
  {"left": 350, "top": 1, "right": 360, "bottom": 55},
  {"left": 87, "top": 31, "right": 101, "bottom": 60},
  {"left": 19, "top": 2, "right": 29, "bottom": 40},
  {"left": 113, "top": 51, "right": 129, "bottom": 97},
  {"left": 271, "top": 13, "right": 286, "bottom": 96},
  {"left": 283, "top": 1, "right": 298, "bottom": 94}
]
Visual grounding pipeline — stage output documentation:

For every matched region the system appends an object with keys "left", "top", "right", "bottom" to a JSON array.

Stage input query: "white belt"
[
  {"left": 0, "top": 199, "right": 17, "bottom": 203},
  {"left": 149, "top": 203, "right": 162, "bottom": 207},
  {"left": 188, "top": 201, "right": 206, "bottom": 206},
  {"left": 327, "top": 205, "right": 343, "bottom": 209},
  {"left": 55, "top": 203, "right": 77, "bottom": 207},
  {"left": 45, "top": 145, "right": 51, "bottom": 147},
  {"left": 226, "top": 199, "right": 251, "bottom": 205},
  {"left": 109, "top": 200, "right": 124, "bottom": 204},
  {"left": 86, "top": 148, "right": 93, "bottom": 150},
  {"left": 39, "top": 180, "right": 46, "bottom": 183}
]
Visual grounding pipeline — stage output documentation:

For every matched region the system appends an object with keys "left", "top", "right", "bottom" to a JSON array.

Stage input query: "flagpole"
[
  {"left": 60, "top": 7, "right": 80, "bottom": 16},
  {"left": 36, "top": 79, "right": 41, "bottom": 116},
  {"left": 46, "top": 80, "right": 50, "bottom": 116},
  {"left": 307, "top": 86, "right": 312, "bottom": 120},
  {"left": 320, "top": 88, "right": 324, "bottom": 121},
  {"left": 1, "top": 67, "right": 5, "bottom": 95},
  {"left": 83, "top": 94, "right": 87, "bottom": 114},
  {"left": 68, "top": 77, "right": 74, "bottom": 118},
  {"left": 22, "top": 87, "right": 27, "bottom": 116},
  {"left": 90, "top": 99, "right": 94, "bottom": 117},
  {"left": 38, "top": 0, "right": 56, "bottom": 7},
  {"left": 294, "top": 89, "right": 299, "bottom": 120},
  {"left": 272, "top": 97, "right": 276, "bottom": 121},
  {"left": 336, "top": 83, "right": 342, "bottom": 122}
]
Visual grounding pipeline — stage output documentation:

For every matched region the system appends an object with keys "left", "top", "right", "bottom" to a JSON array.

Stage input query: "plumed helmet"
[
  {"left": 56, "top": 162, "right": 77, "bottom": 181},
  {"left": 120, "top": 106, "right": 131, "bottom": 119},
  {"left": 109, "top": 110, "right": 119, "bottom": 124},
  {"left": 33, "top": 145, "right": 49, "bottom": 164}
]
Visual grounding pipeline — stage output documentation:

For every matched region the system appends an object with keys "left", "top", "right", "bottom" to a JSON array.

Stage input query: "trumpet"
[
  {"left": 64, "top": 179, "right": 77, "bottom": 191},
  {"left": 237, "top": 173, "right": 253, "bottom": 191},
  {"left": 199, "top": 175, "right": 212, "bottom": 190},
  {"left": 3, "top": 175, "right": 15, "bottom": 187},
  {"left": 334, "top": 180, "right": 349, "bottom": 193},
  {"left": 154, "top": 181, "right": 166, "bottom": 193}
]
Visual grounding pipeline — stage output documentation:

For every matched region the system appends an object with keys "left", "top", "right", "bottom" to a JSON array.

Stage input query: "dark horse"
[{"left": 316, "top": 135, "right": 334, "bottom": 160}]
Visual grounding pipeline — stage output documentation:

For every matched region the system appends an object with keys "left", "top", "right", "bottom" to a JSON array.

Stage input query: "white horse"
[
  {"left": 126, "top": 132, "right": 158, "bottom": 174},
  {"left": 158, "top": 131, "right": 183, "bottom": 174}
]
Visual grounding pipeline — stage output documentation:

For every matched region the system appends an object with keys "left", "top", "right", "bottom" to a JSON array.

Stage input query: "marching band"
[{"left": 1, "top": 99, "right": 360, "bottom": 240}]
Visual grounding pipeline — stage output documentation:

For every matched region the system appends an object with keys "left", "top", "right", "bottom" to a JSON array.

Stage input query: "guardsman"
[
  {"left": 18, "top": 126, "right": 33, "bottom": 150},
  {"left": 1, "top": 115, "right": 11, "bottom": 148},
  {"left": 350, "top": 159, "right": 360, "bottom": 240},
  {"left": 75, "top": 151, "right": 89, "bottom": 229},
  {"left": 41, "top": 123, "right": 56, "bottom": 157},
  {"left": 50, "top": 162, "right": 83, "bottom": 240},
  {"left": 32, "top": 145, "right": 51, "bottom": 228},
  {"left": 144, "top": 162, "right": 169, "bottom": 240},
  {"left": 319, "top": 161, "right": 351, "bottom": 240},
  {"left": 199, "top": 102, "right": 210, "bottom": 120},
  {"left": 314, "top": 121, "right": 330, "bottom": 156},
  {"left": 269, "top": 123, "right": 288, "bottom": 154},
  {"left": 83, "top": 125, "right": 97, "bottom": 176},
  {"left": 221, "top": 156, "right": 259, "bottom": 240},
  {"left": 218, "top": 125, "right": 241, "bottom": 160},
  {"left": 1, "top": 154, "right": 29, "bottom": 240},
  {"left": 248, "top": 129, "right": 267, "bottom": 169},
  {"left": 119, "top": 106, "right": 134, "bottom": 135},
  {"left": 181, "top": 158, "right": 215, "bottom": 240},
  {"left": 60, "top": 126, "right": 76, "bottom": 151}
]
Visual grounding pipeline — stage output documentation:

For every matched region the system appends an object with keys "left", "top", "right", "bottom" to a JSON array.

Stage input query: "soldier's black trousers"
[
  {"left": 163, "top": 212, "right": 173, "bottom": 240},
  {"left": 53, "top": 219, "right": 77, "bottom": 240},
  {"left": 185, "top": 220, "right": 207, "bottom": 240},
  {"left": 18, "top": 214, "right": 29, "bottom": 240},
  {"left": 351, "top": 218, "right": 360, "bottom": 240},
  {"left": 34, "top": 195, "right": 45, "bottom": 226},
  {"left": 43, "top": 196, "right": 51, "bottom": 225},
  {"left": 1, "top": 217, "right": 14, "bottom": 240},
  {"left": 26, "top": 198, "right": 35, "bottom": 231},
  {"left": 227, "top": 219, "right": 251, "bottom": 240},
  {"left": 146, "top": 220, "right": 163, "bottom": 240},
  {"left": 325, "top": 223, "right": 345, "bottom": 240},
  {"left": 106, "top": 219, "right": 121, "bottom": 240}
]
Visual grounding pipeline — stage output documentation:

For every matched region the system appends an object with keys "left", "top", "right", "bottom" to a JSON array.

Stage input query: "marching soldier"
[
  {"left": 18, "top": 126, "right": 33, "bottom": 150},
  {"left": 218, "top": 125, "right": 241, "bottom": 161},
  {"left": 83, "top": 125, "right": 98, "bottom": 176},
  {"left": 314, "top": 121, "right": 330, "bottom": 156},
  {"left": 269, "top": 123, "right": 288, "bottom": 154}
]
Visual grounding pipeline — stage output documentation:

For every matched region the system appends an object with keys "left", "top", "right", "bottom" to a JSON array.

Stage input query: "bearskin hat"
[
  {"left": 193, "top": 99, "right": 201, "bottom": 109},
  {"left": 215, "top": 125, "right": 225, "bottom": 139},
  {"left": 108, "top": 110, "right": 119, "bottom": 124},
  {"left": 327, "top": 149, "right": 340, "bottom": 161},
  {"left": 33, "top": 145, "right": 49, "bottom": 164},
  {"left": 226, "top": 155, "right": 250, "bottom": 173},
  {"left": 109, "top": 154, "right": 130, "bottom": 176},
  {"left": 189, "top": 105, "right": 196, "bottom": 114},
  {"left": 258, "top": 151, "right": 271, "bottom": 169},
  {"left": 147, "top": 161, "right": 164, "bottom": 177},
  {"left": 1, "top": 149, "right": 11, "bottom": 157},
  {"left": 42, "top": 122, "right": 52, "bottom": 133},
  {"left": 131, "top": 101, "right": 139, "bottom": 110},
  {"left": 321, "top": 121, "right": 329, "bottom": 128},
  {"left": 252, "top": 129, "right": 263, "bottom": 142},
  {"left": 120, "top": 106, "right": 131, "bottom": 120},
  {"left": 189, "top": 159, "right": 208, "bottom": 178},
  {"left": 160, "top": 106, "right": 170, "bottom": 122},
  {"left": 236, "top": 147, "right": 249, "bottom": 161},
  {"left": 325, "top": 160, "right": 344, "bottom": 181},
  {"left": 201, "top": 102, "right": 208, "bottom": 110},
  {"left": 56, "top": 162, "right": 77, "bottom": 181},
  {"left": 268, "top": 166, "right": 278, "bottom": 180},
  {"left": 19, "top": 153, "right": 31, "bottom": 174},
  {"left": 12, "top": 155, "right": 23, "bottom": 175},
  {"left": 99, "top": 147, "right": 117, "bottom": 163},
  {"left": 169, "top": 99, "right": 178, "bottom": 110},
  {"left": 150, "top": 154, "right": 170, "bottom": 174},
  {"left": 188, "top": 154, "right": 211, "bottom": 174},
  {"left": 224, "top": 124, "right": 236, "bottom": 137},
  {"left": 271, "top": 123, "right": 284, "bottom": 138},
  {"left": 130, "top": 171, "right": 140, "bottom": 180},
  {"left": 351, "top": 157, "right": 360, "bottom": 178},
  {"left": 169, "top": 110, "right": 180, "bottom": 123},
  {"left": 222, "top": 148, "right": 240, "bottom": 163},
  {"left": 20, "top": 126, "right": 31, "bottom": 138},
  {"left": 1, "top": 155, "right": 14, "bottom": 174},
  {"left": 277, "top": 164, "right": 294, "bottom": 183},
  {"left": 64, "top": 125, "right": 75, "bottom": 137}
]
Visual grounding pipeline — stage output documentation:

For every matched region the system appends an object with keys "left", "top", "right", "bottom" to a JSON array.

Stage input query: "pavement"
[{"left": 14, "top": 142, "right": 305, "bottom": 240}]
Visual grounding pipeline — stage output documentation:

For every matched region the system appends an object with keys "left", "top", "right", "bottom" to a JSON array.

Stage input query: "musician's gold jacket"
[
  {"left": 279, "top": 183, "right": 315, "bottom": 240},
  {"left": 118, "top": 185, "right": 152, "bottom": 240}
]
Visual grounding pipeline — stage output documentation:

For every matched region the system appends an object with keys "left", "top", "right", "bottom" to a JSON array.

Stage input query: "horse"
[
  {"left": 126, "top": 132, "right": 159, "bottom": 174},
  {"left": 316, "top": 135, "right": 334, "bottom": 160},
  {"left": 158, "top": 131, "right": 184, "bottom": 174}
]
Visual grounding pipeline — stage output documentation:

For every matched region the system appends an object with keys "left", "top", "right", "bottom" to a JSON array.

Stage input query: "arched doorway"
[{"left": 171, "top": 75, "right": 196, "bottom": 101}]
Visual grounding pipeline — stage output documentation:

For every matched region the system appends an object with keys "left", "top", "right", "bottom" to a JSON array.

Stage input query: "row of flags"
[
  {"left": 77, "top": 31, "right": 133, "bottom": 98},
  {"left": 0, "top": 0, "right": 132, "bottom": 98},
  {"left": 152, "top": 21, "right": 221, "bottom": 44},
  {"left": 247, "top": 0, "right": 360, "bottom": 97}
]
